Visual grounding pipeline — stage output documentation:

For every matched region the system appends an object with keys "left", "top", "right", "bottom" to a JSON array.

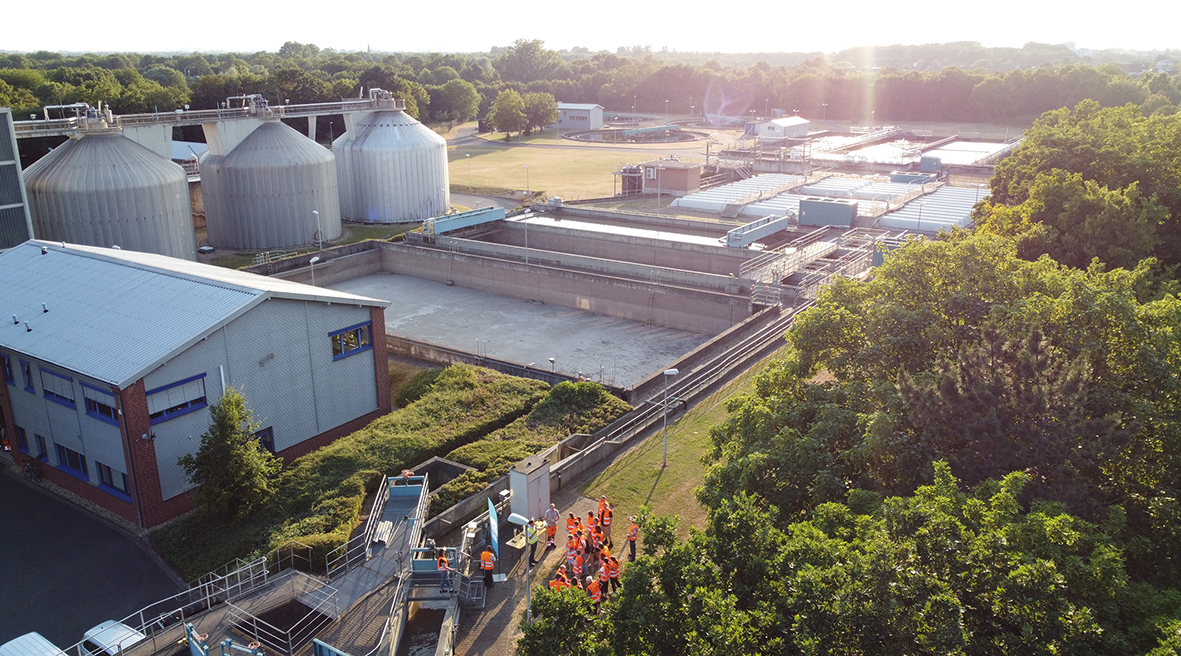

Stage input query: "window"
[
  {"left": 146, "top": 374, "right": 207, "bottom": 424},
  {"left": 35, "top": 434, "right": 47, "bottom": 460},
  {"left": 256, "top": 427, "right": 275, "bottom": 454},
  {"left": 56, "top": 443, "right": 88, "bottom": 480},
  {"left": 81, "top": 382, "right": 119, "bottom": 426},
  {"left": 19, "top": 359, "right": 33, "bottom": 393},
  {"left": 16, "top": 426, "right": 28, "bottom": 452},
  {"left": 40, "top": 368, "right": 75, "bottom": 408},
  {"left": 96, "top": 462, "right": 129, "bottom": 500},
  {"left": 2, "top": 353, "right": 12, "bottom": 385},
  {"left": 330, "top": 322, "right": 372, "bottom": 360}
]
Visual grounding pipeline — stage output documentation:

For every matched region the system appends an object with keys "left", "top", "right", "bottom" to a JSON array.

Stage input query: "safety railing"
[
  {"left": 325, "top": 472, "right": 391, "bottom": 580},
  {"left": 225, "top": 572, "right": 340, "bottom": 656}
]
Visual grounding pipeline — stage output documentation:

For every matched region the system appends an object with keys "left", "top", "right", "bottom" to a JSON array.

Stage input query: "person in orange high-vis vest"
[
  {"left": 598, "top": 496, "right": 609, "bottom": 521},
  {"left": 565, "top": 535, "right": 577, "bottom": 571},
  {"left": 607, "top": 556, "right": 621, "bottom": 593},
  {"left": 437, "top": 551, "right": 453, "bottom": 592},
  {"left": 601, "top": 503, "right": 614, "bottom": 547},
  {"left": 480, "top": 546, "right": 496, "bottom": 589},
  {"left": 549, "top": 577, "right": 564, "bottom": 590},
  {"left": 598, "top": 564, "right": 610, "bottom": 598},
  {"left": 586, "top": 577, "right": 602, "bottom": 613},
  {"left": 627, "top": 517, "right": 639, "bottom": 561},
  {"left": 566, "top": 512, "right": 578, "bottom": 538},
  {"left": 572, "top": 552, "right": 584, "bottom": 581},
  {"left": 557, "top": 564, "right": 570, "bottom": 587}
]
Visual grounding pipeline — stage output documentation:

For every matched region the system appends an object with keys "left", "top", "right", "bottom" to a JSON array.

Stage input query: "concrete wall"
[
  {"left": 544, "top": 206, "right": 743, "bottom": 237},
  {"left": 381, "top": 243, "right": 750, "bottom": 335}
]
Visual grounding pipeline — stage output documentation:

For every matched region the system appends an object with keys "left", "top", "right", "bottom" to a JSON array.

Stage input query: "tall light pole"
[
  {"left": 871, "top": 110, "right": 875, "bottom": 130},
  {"left": 466, "top": 153, "right": 472, "bottom": 192},
  {"left": 655, "top": 165, "right": 664, "bottom": 209},
  {"left": 689, "top": 96, "right": 693, "bottom": 116},
  {"left": 309, "top": 256, "right": 320, "bottom": 286},
  {"left": 916, "top": 202, "right": 925, "bottom": 233},
  {"left": 312, "top": 210, "right": 322, "bottom": 250},
  {"left": 548, "top": 357, "right": 556, "bottom": 372},
  {"left": 524, "top": 165, "right": 529, "bottom": 197},
  {"left": 821, "top": 103, "right": 828, "bottom": 122},
  {"left": 664, "top": 99, "right": 669, "bottom": 122},
  {"left": 662, "top": 368, "right": 679, "bottom": 468},
  {"left": 632, "top": 95, "right": 636, "bottom": 113},
  {"left": 765, "top": 98, "right": 769, "bottom": 117}
]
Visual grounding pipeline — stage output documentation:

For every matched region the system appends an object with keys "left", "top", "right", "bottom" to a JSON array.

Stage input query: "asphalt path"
[{"left": 0, "top": 470, "right": 181, "bottom": 649}]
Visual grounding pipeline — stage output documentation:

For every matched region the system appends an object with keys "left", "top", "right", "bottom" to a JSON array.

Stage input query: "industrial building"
[
  {"left": 0, "top": 108, "right": 33, "bottom": 250},
  {"left": 755, "top": 116, "right": 810, "bottom": 139},
  {"left": 0, "top": 240, "right": 391, "bottom": 527},
  {"left": 555, "top": 103, "right": 604, "bottom": 130},
  {"left": 639, "top": 158, "right": 702, "bottom": 198}
]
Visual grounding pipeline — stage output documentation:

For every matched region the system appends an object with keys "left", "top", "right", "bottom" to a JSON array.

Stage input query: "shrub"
[{"left": 395, "top": 368, "right": 444, "bottom": 407}]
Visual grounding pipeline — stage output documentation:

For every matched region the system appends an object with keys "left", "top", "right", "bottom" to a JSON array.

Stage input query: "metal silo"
[
  {"left": 23, "top": 132, "right": 196, "bottom": 260},
  {"left": 202, "top": 120, "right": 342, "bottom": 250},
  {"left": 334, "top": 105, "right": 449, "bottom": 223}
]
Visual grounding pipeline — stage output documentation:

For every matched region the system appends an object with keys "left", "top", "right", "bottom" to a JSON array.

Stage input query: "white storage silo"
[
  {"left": 333, "top": 108, "right": 449, "bottom": 223},
  {"left": 202, "top": 120, "right": 342, "bottom": 250},
  {"left": 23, "top": 132, "right": 196, "bottom": 260}
]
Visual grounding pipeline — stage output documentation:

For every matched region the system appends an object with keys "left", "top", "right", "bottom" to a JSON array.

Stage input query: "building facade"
[
  {"left": 757, "top": 116, "right": 810, "bottom": 139},
  {"left": 0, "top": 241, "right": 391, "bottom": 527},
  {"left": 555, "top": 103, "right": 604, "bottom": 131}
]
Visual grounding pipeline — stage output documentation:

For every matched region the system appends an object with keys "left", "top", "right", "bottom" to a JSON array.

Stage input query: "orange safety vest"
[
  {"left": 549, "top": 579, "right": 563, "bottom": 590},
  {"left": 607, "top": 559, "right": 620, "bottom": 578},
  {"left": 437, "top": 556, "right": 449, "bottom": 572},
  {"left": 628, "top": 523, "right": 639, "bottom": 541},
  {"left": 602, "top": 507, "right": 613, "bottom": 527},
  {"left": 567, "top": 516, "right": 578, "bottom": 534},
  {"left": 599, "top": 566, "right": 609, "bottom": 584},
  {"left": 565, "top": 539, "right": 577, "bottom": 560},
  {"left": 591, "top": 531, "right": 603, "bottom": 550},
  {"left": 598, "top": 498, "right": 607, "bottom": 517},
  {"left": 600, "top": 545, "right": 610, "bottom": 561},
  {"left": 480, "top": 551, "right": 495, "bottom": 570},
  {"left": 573, "top": 554, "right": 584, "bottom": 578},
  {"left": 586, "top": 513, "right": 598, "bottom": 528},
  {"left": 587, "top": 580, "right": 601, "bottom": 603}
]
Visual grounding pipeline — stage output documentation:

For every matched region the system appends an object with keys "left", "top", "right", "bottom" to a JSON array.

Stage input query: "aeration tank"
[
  {"left": 23, "top": 132, "right": 196, "bottom": 260},
  {"left": 202, "top": 120, "right": 342, "bottom": 250},
  {"left": 334, "top": 109, "right": 449, "bottom": 223}
]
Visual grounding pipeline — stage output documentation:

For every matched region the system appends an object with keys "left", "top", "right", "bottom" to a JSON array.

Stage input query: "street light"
[
  {"left": 548, "top": 357, "right": 556, "bottom": 372},
  {"left": 662, "top": 368, "right": 679, "bottom": 468},
  {"left": 871, "top": 110, "right": 876, "bottom": 130},
  {"left": 821, "top": 103, "right": 828, "bottom": 122},
  {"left": 632, "top": 95, "right": 636, "bottom": 113},
  {"left": 466, "top": 154, "right": 472, "bottom": 192},
  {"left": 655, "top": 165, "right": 665, "bottom": 209},
  {"left": 916, "top": 202, "right": 925, "bottom": 233},
  {"left": 765, "top": 98, "right": 769, "bottom": 117},
  {"left": 689, "top": 96, "right": 693, "bottom": 116},
  {"left": 524, "top": 165, "right": 530, "bottom": 197},
  {"left": 312, "top": 210, "right": 322, "bottom": 250},
  {"left": 309, "top": 256, "right": 320, "bottom": 286},
  {"left": 665, "top": 99, "right": 669, "bottom": 121}
]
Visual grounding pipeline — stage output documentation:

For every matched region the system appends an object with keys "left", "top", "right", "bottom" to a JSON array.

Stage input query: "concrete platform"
[{"left": 329, "top": 273, "right": 711, "bottom": 387}]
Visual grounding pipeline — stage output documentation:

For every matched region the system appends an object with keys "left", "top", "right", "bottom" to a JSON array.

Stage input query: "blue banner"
[{"left": 488, "top": 497, "right": 500, "bottom": 558}]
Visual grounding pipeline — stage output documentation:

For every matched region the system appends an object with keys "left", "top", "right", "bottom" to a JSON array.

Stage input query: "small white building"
[
  {"left": 758, "top": 116, "right": 810, "bottom": 139},
  {"left": 555, "top": 103, "right": 604, "bottom": 131}
]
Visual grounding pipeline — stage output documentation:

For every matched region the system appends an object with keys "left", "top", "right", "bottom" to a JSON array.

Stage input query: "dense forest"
[{"left": 2, "top": 40, "right": 1179, "bottom": 133}]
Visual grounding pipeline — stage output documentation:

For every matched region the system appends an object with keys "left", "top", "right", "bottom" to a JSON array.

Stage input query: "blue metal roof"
[{"left": 0, "top": 241, "right": 387, "bottom": 388}]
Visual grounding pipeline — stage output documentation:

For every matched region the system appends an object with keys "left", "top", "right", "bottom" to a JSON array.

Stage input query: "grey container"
[
  {"left": 799, "top": 196, "right": 858, "bottom": 227},
  {"left": 202, "top": 120, "right": 342, "bottom": 250},
  {"left": 23, "top": 132, "right": 195, "bottom": 260},
  {"left": 333, "top": 109, "right": 449, "bottom": 223}
]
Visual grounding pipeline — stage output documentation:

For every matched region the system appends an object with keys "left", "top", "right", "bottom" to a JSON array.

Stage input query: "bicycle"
[{"left": 22, "top": 461, "right": 42, "bottom": 483}]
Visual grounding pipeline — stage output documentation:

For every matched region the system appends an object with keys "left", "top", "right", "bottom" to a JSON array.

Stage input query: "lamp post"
[
  {"left": 548, "top": 357, "right": 556, "bottom": 372},
  {"left": 916, "top": 202, "right": 925, "bottom": 233},
  {"left": 821, "top": 103, "right": 828, "bottom": 122},
  {"left": 632, "top": 95, "right": 636, "bottom": 113},
  {"left": 312, "top": 210, "right": 322, "bottom": 250},
  {"left": 972, "top": 183, "right": 987, "bottom": 203},
  {"left": 662, "top": 368, "right": 679, "bottom": 468},
  {"left": 665, "top": 99, "right": 669, "bottom": 122},
  {"left": 871, "top": 110, "right": 875, "bottom": 130},
  {"left": 765, "top": 98, "right": 769, "bottom": 117},
  {"left": 689, "top": 96, "right": 693, "bottom": 116},
  {"left": 655, "top": 165, "right": 665, "bottom": 209},
  {"left": 524, "top": 165, "right": 529, "bottom": 197},
  {"left": 309, "top": 256, "right": 320, "bottom": 286},
  {"left": 466, "top": 154, "right": 472, "bottom": 192}
]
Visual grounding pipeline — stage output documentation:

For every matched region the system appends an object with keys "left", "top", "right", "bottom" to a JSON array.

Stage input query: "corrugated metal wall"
[
  {"left": 799, "top": 197, "right": 857, "bottom": 227},
  {"left": 334, "top": 110, "right": 449, "bottom": 223},
  {"left": 1, "top": 109, "right": 38, "bottom": 249},
  {"left": 202, "top": 121, "right": 343, "bottom": 250},
  {"left": 23, "top": 133, "right": 196, "bottom": 260}
]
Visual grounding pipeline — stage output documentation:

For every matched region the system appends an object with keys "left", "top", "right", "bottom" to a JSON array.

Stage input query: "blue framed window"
[
  {"left": 55, "top": 444, "right": 88, "bottom": 481},
  {"left": 40, "top": 368, "right": 75, "bottom": 408},
  {"left": 147, "top": 373, "right": 207, "bottom": 425},
  {"left": 34, "top": 434, "right": 47, "bottom": 461},
  {"left": 2, "top": 353, "right": 12, "bottom": 385},
  {"left": 15, "top": 426, "right": 28, "bottom": 453},
  {"left": 330, "top": 321, "right": 372, "bottom": 361},
  {"left": 81, "top": 382, "right": 119, "bottom": 426},
  {"left": 255, "top": 426, "right": 276, "bottom": 454},
  {"left": 96, "top": 462, "right": 131, "bottom": 502},
  {"left": 19, "top": 360, "right": 34, "bottom": 393}
]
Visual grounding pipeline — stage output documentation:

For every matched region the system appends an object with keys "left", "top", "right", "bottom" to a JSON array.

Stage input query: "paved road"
[{"left": 0, "top": 469, "right": 181, "bottom": 648}]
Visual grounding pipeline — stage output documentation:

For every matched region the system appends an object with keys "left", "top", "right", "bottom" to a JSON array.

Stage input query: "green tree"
[
  {"left": 433, "top": 78, "right": 480, "bottom": 121},
  {"left": 178, "top": 388, "right": 282, "bottom": 518},
  {"left": 489, "top": 89, "right": 527, "bottom": 139},
  {"left": 522, "top": 91, "right": 559, "bottom": 134},
  {"left": 494, "top": 39, "right": 565, "bottom": 83}
]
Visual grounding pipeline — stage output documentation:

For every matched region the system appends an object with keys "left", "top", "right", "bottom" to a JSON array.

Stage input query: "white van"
[
  {"left": 0, "top": 633, "right": 67, "bottom": 656},
  {"left": 79, "top": 622, "right": 145, "bottom": 656}
]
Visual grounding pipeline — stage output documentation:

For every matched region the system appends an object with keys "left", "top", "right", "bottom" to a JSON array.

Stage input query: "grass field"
[
  {"left": 448, "top": 145, "right": 670, "bottom": 200},
  {"left": 579, "top": 346, "right": 788, "bottom": 536}
]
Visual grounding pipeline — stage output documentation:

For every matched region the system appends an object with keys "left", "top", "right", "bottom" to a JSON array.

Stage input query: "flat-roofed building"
[
  {"left": 555, "top": 103, "right": 604, "bottom": 130},
  {"left": 757, "top": 116, "right": 810, "bottom": 139},
  {"left": 640, "top": 159, "right": 702, "bottom": 199},
  {"left": 0, "top": 241, "right": 391, "bottom": 527}
]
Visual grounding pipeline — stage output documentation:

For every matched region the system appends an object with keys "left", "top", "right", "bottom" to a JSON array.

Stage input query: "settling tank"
[
  {"left": 23, "top": 132, "right": 196, "bottom": 260},
  {"left": 334, "top": 108, "right": 449, "bottom": 223},
  {"left": 202, "top": 120, "right": 342, "bottom": 250}
]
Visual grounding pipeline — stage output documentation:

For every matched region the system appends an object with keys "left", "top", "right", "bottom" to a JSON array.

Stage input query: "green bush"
[{"left": 395, "top": 368, "right": 444, "bottom": 407}]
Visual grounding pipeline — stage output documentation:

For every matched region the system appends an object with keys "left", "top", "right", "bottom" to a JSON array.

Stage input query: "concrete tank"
[
  {"left": 333, "top": 109, "right": 449, "bottom": 223},
  {"left": 202, "top": 120, "right": 342, "bottom": 250},
  {"left": 23, "top": 132, "right": 196, "bottom": 260}
]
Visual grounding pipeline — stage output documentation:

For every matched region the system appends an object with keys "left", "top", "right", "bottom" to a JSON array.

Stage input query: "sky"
[{"left": 3, "top": 0, "right": 1177, "bottom": 55}]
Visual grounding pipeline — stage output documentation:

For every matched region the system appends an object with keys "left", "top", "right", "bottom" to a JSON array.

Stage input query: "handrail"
[{"left": 326, "top": 472, "right": 391, "bottom": 579}]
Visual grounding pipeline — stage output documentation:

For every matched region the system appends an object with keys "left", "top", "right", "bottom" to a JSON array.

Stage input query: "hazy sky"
[{"left": 4, "top": 0, "right": 1176, "bottom": 55}]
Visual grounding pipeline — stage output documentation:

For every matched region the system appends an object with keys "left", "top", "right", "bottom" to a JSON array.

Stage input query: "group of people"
[{"left": 543, "top": 495, "right": 640, "bottom": 613}]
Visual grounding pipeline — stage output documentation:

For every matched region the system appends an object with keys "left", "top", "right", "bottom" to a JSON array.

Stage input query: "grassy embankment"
[
  {"left": 152, "top": 365, "right": 627, "bottom": 580},
  {"left": 579, "top": 346, "right": 790, "bottom": 536}
]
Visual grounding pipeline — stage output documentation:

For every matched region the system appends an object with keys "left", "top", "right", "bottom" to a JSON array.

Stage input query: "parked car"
[
  {"left": 0, "top": 632, "right": 67, "bottom": 656},
  {"left": 79, "top": 622, "right": 145, "bottom": 656}
]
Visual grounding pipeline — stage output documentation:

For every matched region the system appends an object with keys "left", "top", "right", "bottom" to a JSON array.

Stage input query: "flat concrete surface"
[
  {"left": 330, "top": 273, "right": 711, "bottom": 387},
  {"left": 0, "top": 469, "right": 181, "bottom": 648}
]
